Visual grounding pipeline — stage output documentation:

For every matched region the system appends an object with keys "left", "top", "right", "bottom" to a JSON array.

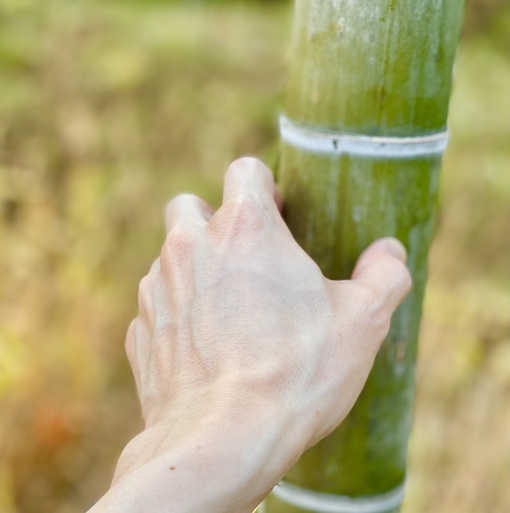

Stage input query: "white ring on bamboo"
[
  {"left": 270, "top": 480, "right": 406, "bottom": 513},
  {"left": 279, "top": 115, "right": 448, "bottom": 158}
]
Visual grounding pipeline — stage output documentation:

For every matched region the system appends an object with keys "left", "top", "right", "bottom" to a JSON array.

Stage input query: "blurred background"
[{"left": 0, "top": 0, "right": 508, "bottom": 512}]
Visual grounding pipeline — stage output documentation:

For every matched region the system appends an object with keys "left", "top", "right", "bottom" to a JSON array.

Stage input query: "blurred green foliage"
[{"left": 0, "top": 0, "right": 508, "bottom": 512}]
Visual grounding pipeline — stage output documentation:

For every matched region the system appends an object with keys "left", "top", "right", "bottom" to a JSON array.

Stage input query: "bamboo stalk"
[{"left": 262, "top": 1, "right": 464, "bottom": 512}]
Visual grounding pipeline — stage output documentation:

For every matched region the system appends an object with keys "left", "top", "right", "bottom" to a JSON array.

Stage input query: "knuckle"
[
  {"left": 137, "top": 276, "right": 153, "bottom": 317},
  {"left": 356, "top": 284, "right": 381, "bottom": 309},
  {"left": 356, "top": 285, "right": 391, "bottom": 336},
  {"left": 166, "top": 226, "right": 194, "bottom": 247},
  {"left": 228, "top": 193, "right": 261, "bottom": 216},
  {"left": 161, "top": 228, "right": 194, "bottom": 266},
  {"left": 370, "top": 307, "right": 392, "bottom": 338},
  {"left": 234, "top": 192, "right": 263, "bottom": 214},
  {"left": 210, "top": 194, "right": 267, "bottom": 238}
]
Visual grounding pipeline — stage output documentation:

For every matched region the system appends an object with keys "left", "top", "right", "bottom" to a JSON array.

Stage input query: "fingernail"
[{"left": 372, "top": 237, "right": 407, "bottom": 263}]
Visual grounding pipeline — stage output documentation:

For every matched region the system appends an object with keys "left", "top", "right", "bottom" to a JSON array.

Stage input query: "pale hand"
[{"left": 88, "top": 158, "right": 411, "bottom": 513}]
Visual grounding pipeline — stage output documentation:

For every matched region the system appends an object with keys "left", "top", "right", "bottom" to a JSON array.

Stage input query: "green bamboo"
[{"left": 262, "top": 1, "right": 464, "bottom": 512}]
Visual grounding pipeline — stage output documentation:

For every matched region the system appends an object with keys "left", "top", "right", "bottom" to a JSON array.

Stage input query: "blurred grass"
[{"left": 0, "top": 1, "right": 508, "bottom": 512}]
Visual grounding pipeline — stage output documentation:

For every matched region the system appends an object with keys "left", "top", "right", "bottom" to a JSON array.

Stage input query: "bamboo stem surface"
[{"left": 263, "top": 1, "right": 464, "bottom": 511}]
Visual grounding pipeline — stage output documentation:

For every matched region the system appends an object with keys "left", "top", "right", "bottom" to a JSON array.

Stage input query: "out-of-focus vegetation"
[{"left": 0, "top": 0, "right": 508, "bottom": 512}]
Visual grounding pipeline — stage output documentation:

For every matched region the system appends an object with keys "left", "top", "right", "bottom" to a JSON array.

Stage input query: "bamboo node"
[
  {"left": 269, "top": 479, "right": 406, "bottom": 513},
  {"left": 279, "top": 115, "right": 449, "bottom": 158}
]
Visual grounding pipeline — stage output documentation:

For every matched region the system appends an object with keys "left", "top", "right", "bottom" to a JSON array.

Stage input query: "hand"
[{"left": 88, "top": 157, "right": 411, "bottom": 513}]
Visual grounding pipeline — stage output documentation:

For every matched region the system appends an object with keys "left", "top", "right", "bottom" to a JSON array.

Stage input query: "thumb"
[{"left": 351, "top": 237, "right": 412, "bottom": 314}]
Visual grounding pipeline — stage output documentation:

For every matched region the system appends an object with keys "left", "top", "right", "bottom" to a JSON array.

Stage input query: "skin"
[{"left": 87, "top": 157, "right": 412, "bottom": 513}]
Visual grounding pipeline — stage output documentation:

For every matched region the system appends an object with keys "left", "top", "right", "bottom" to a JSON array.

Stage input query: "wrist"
[{"left": 94, "top": 382, "right": 307, "bottom": 513}]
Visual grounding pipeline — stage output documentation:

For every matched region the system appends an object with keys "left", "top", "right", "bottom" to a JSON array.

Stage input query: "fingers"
[
  {"left": 165, "top": 159, "right": 280, "bottom": 235},
  {"left": 165, "top": 194, "right": 214, "bottom": 234},
  {"left": 351, "top": 237, "right": 412, "bottom": 314},
  {"left": 222, "top": 157, "right": 279, "bottom": 209}
]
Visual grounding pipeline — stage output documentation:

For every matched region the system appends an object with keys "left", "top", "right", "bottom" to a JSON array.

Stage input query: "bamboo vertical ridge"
[{"left": 262, "top": 1, "right": 464, "bottom": 512}]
